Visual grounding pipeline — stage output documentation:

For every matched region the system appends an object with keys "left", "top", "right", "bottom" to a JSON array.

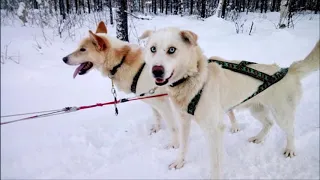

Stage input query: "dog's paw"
[
  {"left": 248, "top": 136, "right": 263, "bottom": 144},
  {"left": 284, "top": 149, "right": 296, "bottom": 158},
  {"left": 230, "top": 125, "right": 240, "bottom": 133},
  {"left": 169, "top": 158, "right": 185, "bottom": 170},
  {"left": 165, "top": 142, "right": 180, "bottom": 149},
  {"left": 149, "top": 124, "right": 161, "bottom": 135}
]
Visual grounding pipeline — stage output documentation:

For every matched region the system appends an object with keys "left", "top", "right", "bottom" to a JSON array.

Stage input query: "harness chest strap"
[
  {"left": 108, "top": 55, "right": 146, "bottom": 115},
  {"left": 109, "top": 54, "right": 146, "bottom": 94},
  {"left": 131, "top": 63, "right": 146, "bottom": 93},
  {"left": 179, "top": 59, "right": 289, "bottom": 115}
]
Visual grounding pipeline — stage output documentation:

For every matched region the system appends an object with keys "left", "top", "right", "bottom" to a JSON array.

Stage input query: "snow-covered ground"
[{"left": 1, "top": 12, "right": 319, "bottom": 179}]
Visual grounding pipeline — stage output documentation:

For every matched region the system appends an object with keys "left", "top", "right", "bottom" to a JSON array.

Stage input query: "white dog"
[{"left": 140, "top": 27, "right": 319, "bottom": 179}]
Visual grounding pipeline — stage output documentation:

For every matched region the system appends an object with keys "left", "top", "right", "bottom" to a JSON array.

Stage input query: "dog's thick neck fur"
[
  {"left": 99, "top": 36, "right": 144, "bottom": 93},
  {"left": 167, "top": 46, "right": 209, "bottom": 111}
]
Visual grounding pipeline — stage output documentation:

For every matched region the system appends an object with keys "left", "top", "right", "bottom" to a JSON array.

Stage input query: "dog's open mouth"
[
  {"left": 73, "top": 62, "right": 93, "bottom": 78},
  {"left": 155, "top": 72, "right": 173, "bottom": 86}
]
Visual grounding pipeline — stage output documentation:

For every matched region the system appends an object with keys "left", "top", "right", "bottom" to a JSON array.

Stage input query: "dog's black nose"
[
  {"left": 152, "top": 65, "right": 165, "bottom": 78},
  {"left": 62, "top": 56, "right": 68, "bottom": 63}
]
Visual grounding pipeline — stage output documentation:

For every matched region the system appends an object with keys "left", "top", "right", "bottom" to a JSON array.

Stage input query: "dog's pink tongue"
[
  {"left": 155, "top": 78, "right": 164, "bottom": 83},
  {"left": 73, "top": 63, "right": 85, "bottom": 79}
]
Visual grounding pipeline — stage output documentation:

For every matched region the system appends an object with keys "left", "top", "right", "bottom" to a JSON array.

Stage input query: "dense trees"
[{"left": 1, "top": 0, "right": 318, "bottom": 40}]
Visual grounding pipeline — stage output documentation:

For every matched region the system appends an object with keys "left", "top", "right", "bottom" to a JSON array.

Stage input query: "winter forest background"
[
  {"left": 1, "top": 0, "right": 319, "bottom": 43},
  {"left": 1, "top": 0, "right": 319, "bottom": 179}
]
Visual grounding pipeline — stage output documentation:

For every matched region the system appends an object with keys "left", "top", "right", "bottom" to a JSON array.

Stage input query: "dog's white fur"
[{"left": 141, "top": 27, "right": 320, "bottom": 179}]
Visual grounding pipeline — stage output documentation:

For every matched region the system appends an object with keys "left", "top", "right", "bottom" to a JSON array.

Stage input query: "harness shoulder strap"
[
  {"left": 131, "top": 63, "right": 146, "bottom": 93},
  {"left": 208, "top": 59, "right": 273, "bottom": 83},
  {"left": 238, "top": 67, "right": 289, "bottom": 105},
  {"left": 187, "top": 87, "right": 204, "bottom": 115},
  {"left": 186, "top": 59, "right": 288, "bottom": 115}
]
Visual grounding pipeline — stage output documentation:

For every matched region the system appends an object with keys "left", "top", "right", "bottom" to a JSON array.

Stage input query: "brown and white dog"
[
  {"left": 140, "top": 27, "right": 320, "bottom": 179},
  {"left": 62, "top": 22, "right": 180, "bottom": 149},
  {"left": 62, "top": 21, "right": 240, "bottom": 150}
]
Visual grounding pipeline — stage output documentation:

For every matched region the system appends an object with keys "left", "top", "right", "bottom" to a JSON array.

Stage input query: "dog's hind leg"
[
  {"left": 227, "top": 110, "right": 240, "bottom": 133},
  {"left": 271, "top": 102, "right": 297, "bottom": 158},
  {"left": 248, "top": 104, "right": 274, "bottom": 144},
  {"left": 150, "top": 108, "right": 162, "bottom": 134}
]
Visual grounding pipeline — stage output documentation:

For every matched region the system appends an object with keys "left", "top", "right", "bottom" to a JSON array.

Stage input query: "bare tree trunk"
[
  {"left": 75, "top": 0, "right": 78, "bottom": 13},
  {"left": 161, "top": 0, "right": 164, "bottom": 13},
  {"left": 82, "top": 0, "right": 85, "bottom": 13},
  {"left": 54, "top": 0, "right": 58, "bottom": 11},
  {"left": 201, "top": 0, "right": 206, "bottom": 18},
  {"left": 138, "top": 0, "right": 141, "bottom": 12},
  {"left": 59, "top": 0, "right": 66, "bottom": 19},
  {"left": 221, "top": 0, "right": 227, "bottom": 18},
  {"left": 316, "top": 0, "right": 320, "bottom": 14},
  {"left": 279, "top": 0, "right": 289, "bottom": 28},
  {"left": 264, "top": 0, "right": 268, "bottom": 13},
  {"left": 255, "top": 0, "right": 259, "bottom": 11},
  {"left": 166, "top": 0, "right": 169, "bottom": 14},
  {"left": 190, "top": 0, "right": 193, "bottom": 14},
  {"left": 116, "top": 0, "right": 129, "bottom": 42},
  {"left": 246, "top": 0, "right": 251, "bottom": 13},
  {"left": 109, "top": 0, "right": 113, "bottom": 25},
  {"left": 87, "top": 0, "right": 91, "bottom": 13},
  {"left": 271, "top": 0, "right": 276, "bottom": 11},
  {"left": 173, "top": 0, "right": 178, "bottom": 14},
  {"left": 178, "top": 0, "right": 183, "bottom": 15},
  {"left": 100, "top": 0, "right": 103, "bottom": 11},
  {"left": 34, "top": 0, "right": 39, "bottom": 9},
  {"left": 154, "top": 0, "right": 157, "bottom": 14},
  {"left": 66, "top": 0, "right": 70, "bottom": 14},
  {"left": 216, "top": 0, "right": 224, "bottom": 17}
]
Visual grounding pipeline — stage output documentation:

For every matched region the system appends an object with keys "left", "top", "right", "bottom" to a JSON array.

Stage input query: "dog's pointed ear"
[
  {"left": 139, "top": 30, "right": 153, "bottom": 39},
  {"left": 180, "top": 30, "right": 198, "bottom": 46},
  {"left": 89, "top": 30, "right": 107, "bottom": 51},
  {"left": 96, "top": 21, "right": 108, "bottom": 34}
]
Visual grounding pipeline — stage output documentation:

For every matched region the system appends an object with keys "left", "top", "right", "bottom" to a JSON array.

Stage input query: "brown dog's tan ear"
[
  {"left": 89, "top": 30, "right": 107, "bottom": 51},
  {"left": 96, "top": 21, "right": 108, "bottom": 34},
  {"left": 139, "top": 30, "right": 153, "bottom": 39},
  {"left": 180, "top": 30, "right": 198, "bottom": 46}
]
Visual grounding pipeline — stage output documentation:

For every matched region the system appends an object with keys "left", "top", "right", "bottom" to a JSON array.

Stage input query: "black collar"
[
  {"left": 168, "top": 75, "right": 203, "bottom": 116},
  {"left": 131, "top": 63, "right": 146, "bottom": 93},
  {"left": 110, "top": 56, "right": 126, "bottom": 76},
  {"left": 169, "top": 77, "right": 189, "bottom": 87}
]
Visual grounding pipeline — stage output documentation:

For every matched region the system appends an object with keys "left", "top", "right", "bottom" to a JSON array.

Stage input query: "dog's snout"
[
  {"left": 62, "top": 56, "right": 68, "bottom": 63},
  {"left": 152, "top": 65, "right": 165, "bottom": 78}
]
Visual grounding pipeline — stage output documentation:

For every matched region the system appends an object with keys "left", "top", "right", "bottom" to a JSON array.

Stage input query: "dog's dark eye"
[
  {"left": 150, "top": 46, "right": 156, "bottom": 53},
  {"left": 167, "top": 47, "right": 176, "bottom": 54},
  {"left": 80, "top": 48, "right": 86, "bottom": 52}
]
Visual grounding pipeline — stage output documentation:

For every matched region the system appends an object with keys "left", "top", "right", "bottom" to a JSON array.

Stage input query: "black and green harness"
[{"left": 170, "top": 59, "right": 289, "bottom": 115}]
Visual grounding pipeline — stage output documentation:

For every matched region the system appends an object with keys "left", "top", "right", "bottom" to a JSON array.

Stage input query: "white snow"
[{"left": 1, "top": 12, "right": 319, "bottom": 179}]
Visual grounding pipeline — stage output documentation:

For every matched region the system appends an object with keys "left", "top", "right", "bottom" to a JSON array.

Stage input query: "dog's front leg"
[
  {"left": 157, "top": 102, "right": 180, "bottom": 149},
  {"left": 198, "top": 109, "right": 225, "bottom": 179},
  {"left": 150, "top": 108, "right": 162, "bottom": 134},
  {"left": 169, "top": 112, "right": 192, "bottom": 169}
]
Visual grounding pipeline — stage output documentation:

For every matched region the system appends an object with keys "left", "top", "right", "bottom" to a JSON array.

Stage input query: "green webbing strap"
[{"left": 186, "top": 59, "right": 289, "bottom": 115}]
